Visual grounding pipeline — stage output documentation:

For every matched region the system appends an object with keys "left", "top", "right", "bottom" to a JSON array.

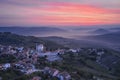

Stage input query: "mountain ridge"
[{"left": 0, "top": 27, "right": 67, "bottom": 36}]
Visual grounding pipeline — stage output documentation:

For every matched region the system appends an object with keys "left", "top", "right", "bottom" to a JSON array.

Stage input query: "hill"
[
  {"left": 109, "top": 27, "right": 120, "bottom": 31},
  {"left": 41, "top": 36, "right": 111, "bottom": 48},
  {"left": 87, "top": 31, "right": 120, "bottom": 43},
  {"left": 0, "top": 27, "right": 67, "bottom": 36},
  {"left": 91, "top": 28, "right": 110, "bottom": 34},
  {"left": 1, "top": 31, "right": 120, "bottom": 51},
  {"left": 0, "top": 32, "right": 64, "bottom": 50}
]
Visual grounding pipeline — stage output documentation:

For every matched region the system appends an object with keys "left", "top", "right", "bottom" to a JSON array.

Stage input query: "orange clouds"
[
  {"left": 26, "top": 2, "right": 119, "bottom": 26},
  {"left": 0, "top": 1, "right": 120, "bottom": 26}
]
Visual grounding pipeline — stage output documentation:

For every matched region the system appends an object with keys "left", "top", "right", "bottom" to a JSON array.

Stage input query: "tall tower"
[{"left": 36, "top": 44, "right": 44, "bottom": 53}]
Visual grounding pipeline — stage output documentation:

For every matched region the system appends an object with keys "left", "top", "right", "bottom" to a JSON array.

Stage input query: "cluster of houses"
[
  {"left": 0, "top": 44, "right": 82, "bottom": 62},
  {"left": 0, "top": 44, "right": 72, "bottom": 80},
  {"left": 13, "top": 61, "right": 38, "bottom": 74},
  {"left": 0, "top": 62, "right": 39, "bottom": 73},
  {"left": 0, "top": 62, "right": 71, "bottom": 80},
  {"left": 0, "top": 63, "right": 71, "bottom": 80},
  {"left": 0, "top": 61, "right": 71, "bottom": 80},
  {"left": 0, "top": 63, "right": 11, "bottom": 70},
  {"left": 1, "top": 44, "right": 113, "bottom": 80},
  {"left": 43, "top": 67, "right": 71, "bottom": 80},
  {"left": 85, "top": 48, "right": 120, "bottom": 70},
  {"left": 87, "top": 48, "right": 105, "bottom": 62}
]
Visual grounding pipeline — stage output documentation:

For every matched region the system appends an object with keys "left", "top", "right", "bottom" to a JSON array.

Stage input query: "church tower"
[{"left": 36, "top": 44, "right": 44, "bottom": 53}]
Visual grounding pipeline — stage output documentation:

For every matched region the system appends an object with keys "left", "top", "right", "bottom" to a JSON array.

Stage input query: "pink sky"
[{"left": 0, "top": 0, "right": 120, "bottom": 26}]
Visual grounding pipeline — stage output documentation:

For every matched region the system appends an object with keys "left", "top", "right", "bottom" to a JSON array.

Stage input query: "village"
[
  {"left": 0, "top": 44, "right": 73, "bottom": 80},
  {"left": 0, "top": 44, "right": 119, "bottom": 80}
]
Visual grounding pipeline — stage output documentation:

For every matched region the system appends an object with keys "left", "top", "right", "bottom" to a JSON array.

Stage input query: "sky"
[{"left": 0, "top": 0, "right": 120, "bottom": 27}]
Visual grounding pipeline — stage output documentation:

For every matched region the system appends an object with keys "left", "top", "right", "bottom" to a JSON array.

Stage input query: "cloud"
[
  {"left": 0, "top": 0, "right": 120, "bottom": 8},
  {"left": 40, "top": 0, "right": 120, "bottom": 9},
  {"left": 0, "top": 0, "right": 120, "bottom": 26}
]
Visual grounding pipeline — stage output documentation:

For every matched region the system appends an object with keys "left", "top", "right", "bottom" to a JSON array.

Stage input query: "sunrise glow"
[{"left": 0, "top": 0, "right": 120, "bottom": 26}]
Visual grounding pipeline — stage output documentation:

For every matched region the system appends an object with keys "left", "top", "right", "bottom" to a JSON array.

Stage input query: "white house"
[
  {"left": 57, "top": 72, "right": 71, "bottom": 80},
  {"left": 17, "top": 47, "right": 24, "bottom": 52},
  {"left": 10, "top": 49, "right": 17, "bottom": 54},
  {"left": 69, "top": 49, "right": 77, "bottom": 53},
  {"left": 3, "top": 63, "right": 11, "bottom": 70}
]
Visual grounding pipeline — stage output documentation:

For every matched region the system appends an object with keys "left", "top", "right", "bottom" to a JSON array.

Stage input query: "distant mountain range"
[
  {"left": 0, "top": 31, "right": 120, "bottom": 52},
  {"left": 86, "top": 31, "right": 120, "bottom": 44},
  {"left": 0, "top": 27, "right": 67, "bottom": 36},
  {"left": 90, "top": 28, "right": 110, "bottom": 34},
  {"left": 0, "top": 27, "right": 120, "bottom": 50},
  {"left": 109, "top": 27, "right": 120, "bottom": 31},
  {"left": 0, "top": 32, "right": 111, "bottom": 49}
]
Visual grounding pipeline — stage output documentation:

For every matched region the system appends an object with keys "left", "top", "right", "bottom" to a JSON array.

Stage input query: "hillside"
[
  {"left": 87, "top": 31, "right": 120, "bottom": 43},
  {"left": 41, "top": 36, "right": 111, "bottom": 48},
  {"left": 0, "top": 32, "right": 105, "bottom": 49},
  {"left": 1, "top": 31, "right": 120, "bottom": 51},
  {"left": 0, "top": 32, "right": 120, "bottom": 80},
  {"left": 91, "top": 28, "right": 110, "bottom": 34},
  {"left": 0, "top": 32, "right": 64, "bottom": 50}
]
